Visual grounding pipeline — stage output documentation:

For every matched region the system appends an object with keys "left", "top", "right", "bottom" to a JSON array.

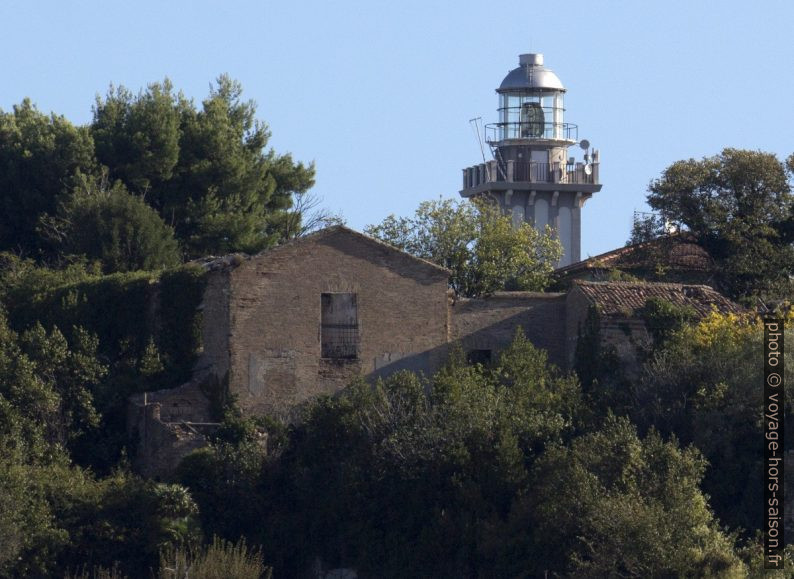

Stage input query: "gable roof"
[
  {"left": 556, "top": 234, "right": 713, "bottom": 276},
  {"left": 193, "top": 225, "right": 451, "bottom": 276},
  {"left": 572, "top": 280, "right": 743, "bottom": 317}
]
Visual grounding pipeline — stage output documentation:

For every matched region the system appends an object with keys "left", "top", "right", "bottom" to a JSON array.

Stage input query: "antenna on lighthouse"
[
  {"left": 580, "top": 139, "right": 593, "bottom": 175},
  {"left": 469, "top": 117, "right": 488, "bottom": 165},
  {"left": 459, "top": 51, "right": 603, "bottom": 266}
]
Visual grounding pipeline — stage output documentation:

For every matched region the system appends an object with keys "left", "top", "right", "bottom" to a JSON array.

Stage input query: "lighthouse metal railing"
[
  {"left": 462, "top": 159, "right": 599, "bottom": 190},
  {"left": 485, "top": 121, "right": 578, "bottom": 143}
]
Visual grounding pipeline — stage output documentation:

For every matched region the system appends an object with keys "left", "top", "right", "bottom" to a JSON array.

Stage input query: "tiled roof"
[
  {"left": 573, "top": 280, "right": 743, "bottom": 317},
  {"left": 556, "top": 234, "right": 713, "bottom": 275}
]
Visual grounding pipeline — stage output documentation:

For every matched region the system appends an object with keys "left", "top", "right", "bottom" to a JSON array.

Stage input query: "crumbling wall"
[
  {"left": 128, "top": 401, "right": 211, "bottom": 480},
  {"left": 564, "top": 284, "right": 592, "bottom": 369},
  {"left": 599, "top": 316, "right": 651, "bottom": 380},
  {"left": 195, "top": 267, "right": 232, "bottom": 383},
  {"left": 127, "top": 378, "right": 217, "bottom": 478}
]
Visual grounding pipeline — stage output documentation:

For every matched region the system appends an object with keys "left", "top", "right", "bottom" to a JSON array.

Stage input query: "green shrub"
[
  {"left": 639, "top": 296, "right": 697, "bottom": 345},
  {"left": 6, "top": 264, "right": 206, "bottom": 374},
  {"left": 159, "top": 537, "right": 270, "bottom": 579}
]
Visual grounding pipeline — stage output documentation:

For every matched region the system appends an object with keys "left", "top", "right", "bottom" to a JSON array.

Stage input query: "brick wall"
[
  {"left": 224, "top": 229, "right": 451, "bottom": 417},
  {"left": 565, "top": 286, "right": 594, "bottom": 368},
  {"left": 197, "top": 268, "right": 231, "bottom": 381},
  {"left": 452, "top": 292, "right": 568, "bottom": 368}
]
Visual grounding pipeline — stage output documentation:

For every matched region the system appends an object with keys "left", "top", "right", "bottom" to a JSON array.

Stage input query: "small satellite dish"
[
  {"left": 579, "top": 139, "right": 590, "bottom": 150},
  {"left": 584, "top": 164, "right": 593, "bottom": 176}
]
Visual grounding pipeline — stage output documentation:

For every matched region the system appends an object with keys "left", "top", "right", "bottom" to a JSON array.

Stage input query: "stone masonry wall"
[
  {"left": 565, "top": 285, "right": 654, "bottom": 376},
  {"left": 452, "top": 292, "right": 568, "bottom": 368},
  {"left": 564, "top": 286, "right": 594, "bottom": 368},
  {"left": 128, "top": 400, "right": 211, "bottom": 480},
  {"left": 196, "top": 268, "right": 231, "bottom": 382},
  {"left": 226, "top": 229, "right": 451, "bottom": 417}
]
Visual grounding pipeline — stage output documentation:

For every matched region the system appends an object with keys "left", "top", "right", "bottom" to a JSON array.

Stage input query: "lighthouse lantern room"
[{"left": 460, "top": 53, "right": 602, "bottom": 267}]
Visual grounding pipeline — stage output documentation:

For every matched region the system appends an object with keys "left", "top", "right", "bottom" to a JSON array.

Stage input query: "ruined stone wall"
[
  {"left": 565, "top": 285, "right": 654, "bottom": 375},
  {"left": 226, "top": 230, "right": 450, "bottom": 417},
  {"left": 599, "top": 317, "right": 651, "bottom": 380},
  {"left": 564, "top": 286, "right": 593, "bottom": 368},
  {"left": 128, "top": 402, "right": 210, "bottom": 480},
  {"left": 452, "top": 292, "right": 567, "bottom": 368},
  {"left": 196, "top": 269, "right": 231, "bottom": 382}
]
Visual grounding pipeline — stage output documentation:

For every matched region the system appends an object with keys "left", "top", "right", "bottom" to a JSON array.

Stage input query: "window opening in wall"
[
  {"left": 321, "top": 293, "right": 359, "bottom": 359},
  {"left": 466, "top": 349, "right": 492, "bottom": 365}
]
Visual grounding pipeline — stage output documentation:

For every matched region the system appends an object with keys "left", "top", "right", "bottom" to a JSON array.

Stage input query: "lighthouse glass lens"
[{"left": 499, "top": 91, "right": 564, "bottom": 139}]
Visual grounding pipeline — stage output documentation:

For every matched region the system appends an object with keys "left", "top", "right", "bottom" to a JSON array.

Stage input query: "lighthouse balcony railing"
[
  {"left": 462, "top": 160, "right": 599, "bottom": 190},
  {"left": 485, "top": 122, "right": 578, "bottom": 143}
]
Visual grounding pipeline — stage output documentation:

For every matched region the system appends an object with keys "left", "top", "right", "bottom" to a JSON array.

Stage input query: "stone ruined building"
[
  {"left": 128, "top": 226, "right": 743, "bottom": 478},
  {"left": 565, "top": 280, "right": 743, "bottom": 371}
]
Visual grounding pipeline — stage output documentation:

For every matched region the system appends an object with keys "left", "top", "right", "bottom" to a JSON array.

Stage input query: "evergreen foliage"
[
  {"left": 41, "top": 173, "right": 181, "bottom": 273},
  {"left": 633, "top": 310, "right": 794, "bottom": 535},
  {"left": 174, "top": 330, "right": 752, "bottom": 577},
  {"left": 90, "top": 75, "right": 315, "bottom": 257},
  {"left": 0, "top": 260, "right": 207, "bottom": 473},
  {"left": 5, "top": 264, "right": 205, "bottom": 371},
  {"left": 0, "top": 99, "right": 96, "bottom": 256},
  {"left": 647, "top": 148, "right": 794, "bottom": 300},
  {"left": 0, "top": 76, "right": 316, "bottom": 266}
]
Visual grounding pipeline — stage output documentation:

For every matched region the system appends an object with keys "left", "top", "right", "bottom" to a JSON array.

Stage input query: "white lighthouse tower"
[{"left": 460, "top": 53, "right": 601, "bottom": 266}]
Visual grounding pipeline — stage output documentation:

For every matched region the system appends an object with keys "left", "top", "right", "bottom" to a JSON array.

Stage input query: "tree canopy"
[
  {"left": 365, "top": 198, "right": 562, "bottom": 297},
  {"left": 175, "top": 331, "right": 750, "bottom": 577},
  {"left": 91, "top": 75, "right": 316, "bottom": 257},
  {"left": 41, "top": 174, "right": 181, "bottom": 273},
  {"left": 0, "top": 99, "right": 96, "bottom": 255},
  {"left": 633, "top": 309, "right": 794, "bottom": 534},
  {"left": 647, "top": 148, "right": 794, "bottom": 300},
  {"left": 0, "top": 76, "right": 317, "bottom": 269}
]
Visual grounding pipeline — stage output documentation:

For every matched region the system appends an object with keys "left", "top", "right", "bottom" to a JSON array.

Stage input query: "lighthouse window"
[
  {"left": 534, "top": 198, "right": 549, "bottom": 231},
  {"left": 558, "top": 206, "right": 572, "bottom": 266}
]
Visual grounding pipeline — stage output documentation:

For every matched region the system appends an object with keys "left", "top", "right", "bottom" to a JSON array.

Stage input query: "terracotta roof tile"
[
  {"left": 556, "top": 234, "right": 713, "bottom": 275},
  {"left": 573, "top": 280, "right": 743, "bottom": 317}
]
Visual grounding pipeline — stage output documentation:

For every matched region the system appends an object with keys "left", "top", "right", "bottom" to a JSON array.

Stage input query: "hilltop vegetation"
[
  {"left": 0, "top": 76, "right": 315, "bottom": 271},
  {"left": 2, "top": 262, "right": 790, "bottom": 575},
  {"left": 637, "top": 148, "right": 794, "bottom": 302},
  {"left": 0, "top": 79, "right": 792, "bottom": 575}
]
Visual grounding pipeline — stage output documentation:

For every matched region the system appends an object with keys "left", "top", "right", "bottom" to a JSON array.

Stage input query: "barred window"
[{"left": 321, "top": 293, "right": 359, "bottom": 359}]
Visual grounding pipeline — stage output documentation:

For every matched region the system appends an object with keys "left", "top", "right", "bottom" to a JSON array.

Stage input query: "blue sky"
[{"left": 2, "top": 0, "right": 793, "bottom": 257}]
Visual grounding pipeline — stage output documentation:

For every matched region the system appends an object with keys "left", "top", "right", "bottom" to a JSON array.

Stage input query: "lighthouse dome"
[{"left": 498, "top": 53, "right": 565, "bottom": 92}]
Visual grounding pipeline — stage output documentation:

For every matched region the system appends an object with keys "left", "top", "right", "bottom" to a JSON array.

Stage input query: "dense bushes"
[
  {"left": 177, "top": 331, "right": 750, "bottom": 577},
  {"left": 0, "top": 257, "right": 208, "bottom": 472},
  {"left": 0, "top": 247, "right": 788, "bottom": 574},
  {"left": 634, "top": 310, "right": 794, "bottom": 534},
  {"left": 3, "top": 257, "right": 206, "bottom": 371},
  {"left": 2, "top": 462, "right": 200, "bottom": 578}
]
